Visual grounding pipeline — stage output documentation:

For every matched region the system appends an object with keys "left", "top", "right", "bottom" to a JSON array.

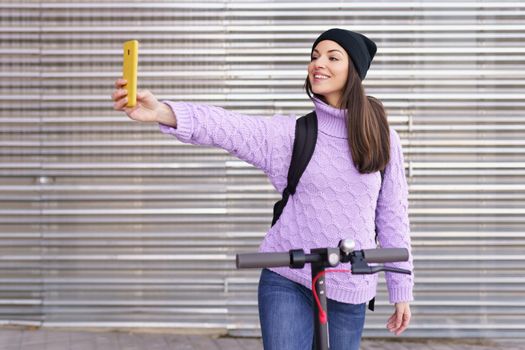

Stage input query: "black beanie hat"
[{"left": 311, "top": 28, "right": 377, "bottom": 80}]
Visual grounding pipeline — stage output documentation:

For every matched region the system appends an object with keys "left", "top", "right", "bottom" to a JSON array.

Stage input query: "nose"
[
  {"left": 313, "top": 56, "right": 328, "bottom": 68},
  {"left": 313, "top": 59, "right": 326, "bottom": 69}
]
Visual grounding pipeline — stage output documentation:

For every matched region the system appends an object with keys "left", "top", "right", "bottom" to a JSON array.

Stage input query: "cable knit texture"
[{"left": 159, "top": 96, "right": 414, "bottom": 304}]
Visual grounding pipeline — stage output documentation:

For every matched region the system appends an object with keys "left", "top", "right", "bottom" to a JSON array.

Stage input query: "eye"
[{"left": 310, "top": 56, "right": 338, "bottom": 61}]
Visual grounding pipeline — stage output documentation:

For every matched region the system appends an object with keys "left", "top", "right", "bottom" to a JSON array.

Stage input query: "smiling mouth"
[
  {"left": 313, "top": 76, "right": 330, "bottom": 82},
  {"left": 312, "top": 73, "right": 330, "bottom": 78}
]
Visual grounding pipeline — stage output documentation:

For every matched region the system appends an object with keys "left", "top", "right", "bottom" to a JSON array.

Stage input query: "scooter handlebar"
[
  {"left": 236, "top": 252, "right": 291, "bottom": 268},
  {"left": 361, "top": 248, "right": 409, "bottom": 263},
  {"left": 236, "top": 248, "right": 409, "bottom": 268}
]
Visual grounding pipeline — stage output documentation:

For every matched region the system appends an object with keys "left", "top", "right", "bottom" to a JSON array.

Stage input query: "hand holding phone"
[
  {"left": 123, "top": 40, "right": 138, "bottom": 107},
  {"left": 113, "top": 40, "right": 176, "bottom": 125}
]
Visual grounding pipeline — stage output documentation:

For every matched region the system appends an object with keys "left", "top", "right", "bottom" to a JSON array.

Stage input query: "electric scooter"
[{"left": 236, "top": 239, "right": 412, "bottom": 350}]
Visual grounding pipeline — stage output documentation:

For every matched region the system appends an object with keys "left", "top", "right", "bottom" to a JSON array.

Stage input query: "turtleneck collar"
[
  {"left": 312, "top": 96, "right": 348, "bottom": 139},
  {"left": 310, "top": 95, "right": 348, "bottom": 138}
]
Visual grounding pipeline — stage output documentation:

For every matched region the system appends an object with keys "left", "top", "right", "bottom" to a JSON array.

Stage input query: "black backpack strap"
[
  {"left": 271, "top": 111, "right": 318, "bottom": 227},
  {"left": 368, "top": 297, "right": 375, "bottom": 311}
]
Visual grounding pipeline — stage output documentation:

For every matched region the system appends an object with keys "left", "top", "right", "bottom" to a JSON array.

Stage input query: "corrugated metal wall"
[{"left": 1, "top": 0, "right": 524, "bottom": 339}]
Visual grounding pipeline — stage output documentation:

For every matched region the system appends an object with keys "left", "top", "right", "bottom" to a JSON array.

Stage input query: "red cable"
[{"left": 312, "top": 269, "right": 352, "bottom": 324}]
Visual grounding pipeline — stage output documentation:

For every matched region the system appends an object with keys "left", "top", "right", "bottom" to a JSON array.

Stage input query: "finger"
[
  {"left": 394, "top": 320, "right": 409, "bottom": 335},
  {"left": 393, "top": 311, "right": 402, "bottom": 328},
  {"left": 387, "top": 311, "right": 402, "bottom": 332},
  {"left": 388, "top": 314, "right": 402, "bottom": 329},
  {"left": 392, "top": 311, "right": 411, "bottom": 334},
  {"left": 114, "top": 98, "right": 126, "bottom": 111},
  {"left": 395, "top": 316, "right": 410, "bottom": 335},
  {"left": 114, "top": 97, "right": 128, "bottom": 110},
  {"left": 111, "top": 89, "right": 128, "bottom": 101},
  {"left": 114, "top": 78, "right": 127, "bottom": 88},
  {"left": 386, "top": 313, "right": 396, "bottom": 326},
  {"left": 114, "top": 78, "right": 126, "bottom": 88}
]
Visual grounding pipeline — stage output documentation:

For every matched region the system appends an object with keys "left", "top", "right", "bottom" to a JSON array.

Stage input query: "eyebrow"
[{"left": 313, "top": 49, "right": 343, "bottom": 55}]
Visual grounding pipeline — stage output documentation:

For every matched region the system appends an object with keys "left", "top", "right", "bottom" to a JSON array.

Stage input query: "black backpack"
[{"left": 270, "top": 110, "right": 385, "bottom": 311}]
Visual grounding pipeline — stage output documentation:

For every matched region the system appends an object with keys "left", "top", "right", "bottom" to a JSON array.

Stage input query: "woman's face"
[{"left": 308, "top": 40, "right": 349, "bottom": 108}]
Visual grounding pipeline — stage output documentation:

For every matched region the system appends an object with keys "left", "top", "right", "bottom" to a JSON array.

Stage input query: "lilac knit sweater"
[{"left": 159, "top": 96, "right": 414, "bottom": 305}]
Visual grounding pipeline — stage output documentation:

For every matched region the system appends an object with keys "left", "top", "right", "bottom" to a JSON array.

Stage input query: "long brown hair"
[{"left": 304, "top": 56, "right": 390, "bottom": 174}]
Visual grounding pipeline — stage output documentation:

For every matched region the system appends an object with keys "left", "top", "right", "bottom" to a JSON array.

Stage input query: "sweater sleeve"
[
  {"left": 375, "top": 127, "right": 415, "bottom": 304},
  {"left": 157, "top": 100, "right": 295, "bottom": 183}
]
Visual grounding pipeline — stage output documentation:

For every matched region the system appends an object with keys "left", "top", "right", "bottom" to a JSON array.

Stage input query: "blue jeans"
[{"left": 258, "top": 268, "right": 366, "bottom": 350}]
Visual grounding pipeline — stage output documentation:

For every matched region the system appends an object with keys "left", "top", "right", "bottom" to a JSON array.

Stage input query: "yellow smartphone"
[{"left": 123, "top": 40, "right": 139, "bottom": 107}]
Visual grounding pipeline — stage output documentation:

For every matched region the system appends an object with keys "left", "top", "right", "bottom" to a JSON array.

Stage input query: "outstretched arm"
[
  {"left": 158, "top": 100, "right": 295, "bottom": 181},
  {"left": 112, "top": 79, "right": 296, "bottom": 192}
]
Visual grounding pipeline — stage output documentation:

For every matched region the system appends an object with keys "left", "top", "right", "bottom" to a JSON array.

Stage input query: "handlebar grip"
[
  {"left": 236, "top": 252, "right": 291, "bottom": 268},
  {"left": 362, "top": 248, "right": 409, "bottom": 263}
]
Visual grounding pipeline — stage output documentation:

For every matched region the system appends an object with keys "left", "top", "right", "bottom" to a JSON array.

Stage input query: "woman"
[{"left": 112, "top": 28, "right": 414, "bottom": 350}]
